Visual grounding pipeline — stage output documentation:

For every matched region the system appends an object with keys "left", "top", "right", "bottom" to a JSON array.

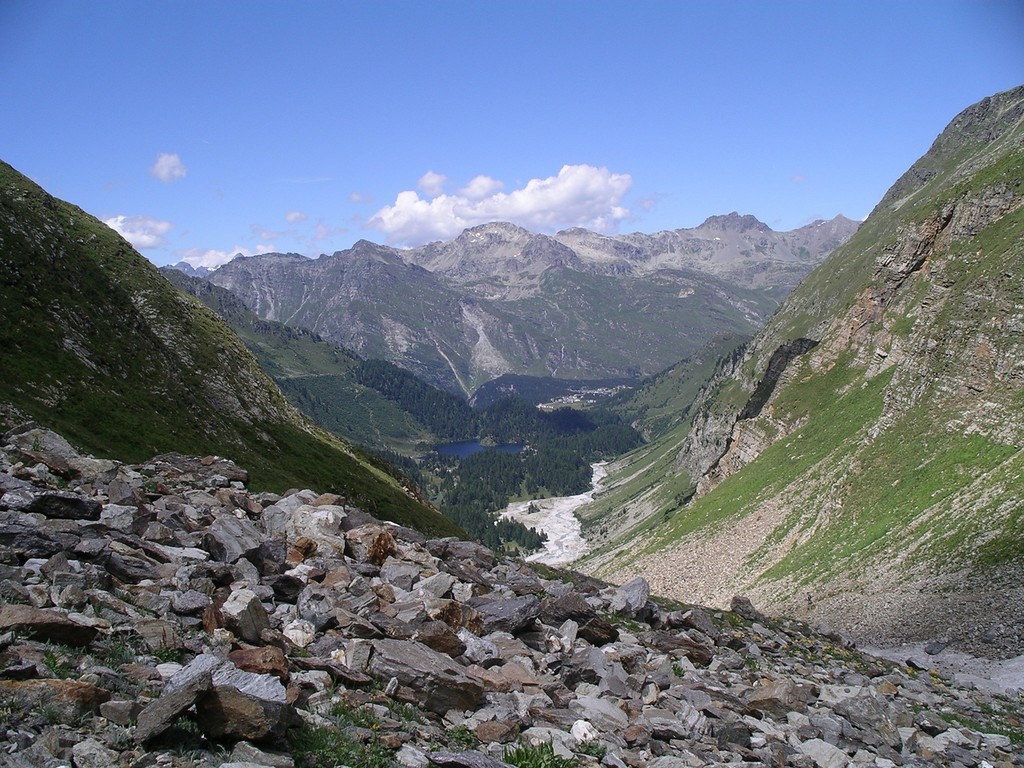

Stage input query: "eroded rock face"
[{"left": 0, "top": 425, "right": 1020, "bottom": 768}]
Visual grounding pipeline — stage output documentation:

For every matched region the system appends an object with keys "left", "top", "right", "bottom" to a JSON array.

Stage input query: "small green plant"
[
  {"left": 106, "top": 725, "right": 134, "bottom": 750},
  {"left": 0, "top": 694, "right": 23, "bottom": 725},
  {"left": 39, "top": 702, "right": 65, "bottom": 725},
  {"left": 42, "top": 644, "right": 76, "bottom": 679},
  {"left": 289, "top": 722, "right": 396, "bottom": 768},
  {"left": 503, "top": 741, "right": 578, "bottom": 768},
  {"left": 602, "top": 611, "right": 647, "bottom": 633},
  {"left": 577, "top": 739, "right": 606, "bottom": 760},
  {"left": 447, "top": 724, "right": 477, "bottom": 750},
  {"left": 152, "top": 647, "right": 184, "bottom": 664},
  {"left": 0, "top": 589, "right": 29, "bottom": 606},
  {"left": 99, "top": 639, "right": 139, "bottom": 667},
  {"left": 383, "top": 699, "right": 424, "bottom": 725},
  {"left": 330, "top": 699, "right": 381, "bottom": 729},
  {"left": 175, "top": 714, "right": 203, "bottom": 736}
]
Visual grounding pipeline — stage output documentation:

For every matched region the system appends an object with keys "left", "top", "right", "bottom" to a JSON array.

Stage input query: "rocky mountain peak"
[
  {"left": 876, "top": 84, "right": 1024, "bottom": 214},
  {"left": 170, "top": 261, "right": 211, "bottom": 278},
  {"left": 458, "top": 221, "right": 534, "bottom": 241},
  {"left": 234, "top": 251, "right": 309, "bottom": 265},
  {"left": 329, "top": 239, "right": 406, "bottom": 265},
  {"left": 697, "top": 212, "right": 772, "bottom": 233}
]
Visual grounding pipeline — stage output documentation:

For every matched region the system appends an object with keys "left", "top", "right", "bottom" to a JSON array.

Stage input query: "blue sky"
[{"left": 2, "top": 1, "right": 1022, "bottom": 267}]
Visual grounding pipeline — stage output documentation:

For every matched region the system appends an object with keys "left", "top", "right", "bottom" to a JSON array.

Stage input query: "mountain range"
[
  {"left": 580, "top": 85, "right": 1024, "bottom": 654},
  {"left": 202, "top": 214, "right": 858, "bottom": 395}
]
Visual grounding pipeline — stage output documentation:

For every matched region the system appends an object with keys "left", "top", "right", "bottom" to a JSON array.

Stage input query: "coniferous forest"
[{"left": 400, "top": 396, "right": 643, "bottom": 552}]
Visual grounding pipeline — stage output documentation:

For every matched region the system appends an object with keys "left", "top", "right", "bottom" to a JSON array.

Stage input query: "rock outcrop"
[{"left": 0, "top": 425, "right": 1020, "bottom": 767}]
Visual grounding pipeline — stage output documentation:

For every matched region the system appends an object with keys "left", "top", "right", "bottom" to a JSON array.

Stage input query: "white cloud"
[
  {"left": 314, "top": 222, "right": 331, "bottom": 241},
  {"left": 150, "top": 152, "right": 187, "bottom": 182},
  {"left": 104, "top": 215, "right": 173, "bottom": 249},
  {"left": 417, "top": 170, "right": 447, "bottom": 197},
  {"left": 285, "top": 210, "right": 307, "bottom": 223},
  {"left": 177, "top": 246, "right": 253, "bottom": 269},
  {"left": 252, "top": 224, "right": 283, "bottom": 241},
  {"left": 368, "top": 164, "right": 632, "bottom": 246},
  {"left": 459, "top": 175, "right": 504, "bottom": 200}
]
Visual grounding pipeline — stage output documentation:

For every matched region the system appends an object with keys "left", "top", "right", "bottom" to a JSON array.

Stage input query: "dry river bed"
[
  {"left": 863, "top": 643, "right": 1024, "bottom": 696},
  {"left": 499, "top": 462, "right": 606, "bottom": 566}
]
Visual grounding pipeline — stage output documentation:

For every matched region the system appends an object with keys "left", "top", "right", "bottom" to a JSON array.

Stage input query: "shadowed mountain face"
[
  {"left": 205, "top": 216, "right": 858, "bottom": 396},
  {"left": 581, "top": 85, "right": 1024, "bottom": 653},
  {"left": 0, "top": 160, "right": 461, "bottom": 537}
]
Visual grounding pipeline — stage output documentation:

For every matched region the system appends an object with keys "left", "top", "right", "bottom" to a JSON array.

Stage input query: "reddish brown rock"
[
  {"left": 228, "top": 646, "right": 289, "bottom": 681},
  {"left": 415, "top": 621, "right": 467, "bottom": 658},
  {"left": 346, "top": 524, "right": 397, "bottom": 566},
  {"left": 0, "top": 679, "right": 110, "bottom": 721},
  {"left": 475, "top": 719, "right": 520, "bottom": 744},
  {"left": 0, "top": 604, "right": 97, "bottom": 647}
]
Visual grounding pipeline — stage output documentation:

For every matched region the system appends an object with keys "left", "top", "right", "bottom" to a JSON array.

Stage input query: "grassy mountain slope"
[
  {"left": 162, "top": 270, "right": 440, "bottom": 453},
  {"left": 0, "top": 160, "right": 461, "bottom": 536},
  {"left": 605, "top": 332, "right": 750, "bottom": 439},
  {"left": 580, "top": 86, "right": 1024, "bottom": 650},
  {"left": 574, "top": 334, "right": 750, "bottom": 549}
]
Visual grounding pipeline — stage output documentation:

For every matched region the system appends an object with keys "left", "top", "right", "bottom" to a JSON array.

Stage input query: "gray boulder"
[
  {"left": 197, "top": 664, "right": 293, "bottom": 742},
  {"left": 472, "top": 595, "right": 541, "bottom": 635},
  {"left": 207, "top": 514, "right": 263, "bottom": 563},
  {"left": 730, "top": 595, "right": 766, "bottom": 622},
  {"left": 222, "top": 587, "right": 271, "bottom": 643},
  {"left": 610, "top": 576, "right": 650, "bottom": 616},
  {"left": 134, "top": 653, "right": 222, "bottom": 742},
  {"left": 0, "top": 487, "right": 101, "bottom": 520},
  {"left": 370, "top": 638, "right": 483, "bottom": 714}
]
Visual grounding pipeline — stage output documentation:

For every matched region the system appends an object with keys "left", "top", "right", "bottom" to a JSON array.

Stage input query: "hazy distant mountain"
[
  {"left": 558, "top": 213, "right": 860, "bottom": 298},
  {"left": 170, "top": 260, "right": 211, "bottom": 278},
  {"left": 406, "top": 214, "right": 857, "bottom": 300},
  {"left": 202, "top": 216, "right": 857, "bottom": 395}
]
